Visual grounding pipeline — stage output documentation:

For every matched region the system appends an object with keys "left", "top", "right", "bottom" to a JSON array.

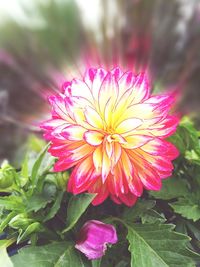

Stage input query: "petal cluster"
[
  {"left": 41, "top": 67, "right": 179, "bottom": 206},
  {"left": 75, "top": 220, "right": 118, "bottom": 260}
]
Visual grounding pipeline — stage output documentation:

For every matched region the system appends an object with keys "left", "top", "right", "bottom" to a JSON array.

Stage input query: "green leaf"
[
  {"left": 43, "top": 191, "right": 64, "bottom": 222},
  {"left": 0, "top": 161, "right": 15, "bottom": 190},
  {"left": 0, "top": 211, "right": 17, "bottom": 232},
  {"left": 20, "top": 155, "right": 29, "bottom": 187},
  {"left": 185, "top": 150, "right": 200, "bottom": 165},
  {"left": 92, "top": 259, "right": 102, "bottom": 267},
  {"left": 27, "top": 135, "right": 46, "bottom": 152},
  {"left": 150, "top": 178, "right": 189, "bottom": 200},
  {"left": 9, "top": 213, "right": 34, "bottom": 230},
  {"left": 11, "top": 242, "right": 85, "bottom": 267},
  {"left": 170, "top": 195, "right": 200, "bottom": 222},
  {"left": 169, "top": 117, "right": 199, "bottom": 154},
  {"left": 17, "top": 222, "right": 44, "bottom": 243},
  {"left": 43, "top": 183, "right": 57, "bottom": 198},
  {"left": 186, "top": 221, "right": 200, "bottom": 241},
  {"left": 126, "top": 223, "right": 200, "bottom": 267},
  {"left": 25, "top": 192, "right": 54, "bottom": 213},
  {"left": 175, "top": 220, "right": 188, "bottom": 236},
  {"left": 0, "top": 196, "right": 24, "bottom": 211},
  {"left": 141, "top": 209, "right": 166, "bottom": 224},
  {"left": 123, "top": 200, "right": 155, "bottom": 221},
  {"left": 31, "top": 143, "right": 50, "bottom": 187},
  {"left": 63, "top": 193, "right": 96, "bottom": 233}
]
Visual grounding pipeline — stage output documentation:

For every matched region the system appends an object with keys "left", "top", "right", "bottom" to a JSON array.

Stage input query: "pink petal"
[
  {"left": 111, "top": 67, "right": 123, "bottom": 80},
  {"left": 90, "top": 183, "right": 109, "bottom": 206},
  {"left": 68, "top": 157, "right": 97, "bottom": 193},
  {"left": 54, "top": 157, "right": 79, "bottom": 172},
  {"left": 48, "top": 95, "right": 69, "bottom": 120},
  {"left": 40, "top": 119, "right": 67, "bottom": 130},
  {"left": 138, "top": 167, "right": 162, "bottom": 191},
  {"left": 84, "top": 68, "right": 97, "bottom": 87},
  {"left": 118, "top": 192, "right": 138, "bottom": 207}
]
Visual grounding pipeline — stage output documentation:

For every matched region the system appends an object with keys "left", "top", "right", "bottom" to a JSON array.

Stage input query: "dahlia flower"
[
  {"left": 41, "top": 67, "right": 179, "bottom": 206},
  {"left": 75, "top": 220, "right": 118, "bottom": 260}
]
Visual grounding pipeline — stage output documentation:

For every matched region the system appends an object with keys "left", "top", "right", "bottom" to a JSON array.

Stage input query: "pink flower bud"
[{"left": 75, "top": 220, "right": 118, "bottom": 260}]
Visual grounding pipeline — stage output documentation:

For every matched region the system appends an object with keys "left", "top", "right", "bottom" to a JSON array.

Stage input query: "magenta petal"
[{"left": 75, "top": 220, "right": 118, "bottom": 260}]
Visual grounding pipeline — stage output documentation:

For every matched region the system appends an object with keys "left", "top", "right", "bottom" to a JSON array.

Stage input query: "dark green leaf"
[
  {"left": 43, "top": 191, "right": 64, "bottom": 222},
  {"left": 150, "top": 178, "right": 189, "bottom": 200},
  {"left": 126, "top": 223, "right": 200, "bottom": 267},
  {"left": 31, "top": 143, "right": 50, "bottom": 187},
  {"left": 141, "top": 209, "right": 166, "bottom": 224},
  {"left": 25, "top": 194, "right": 53, "bottom": 213},
  {"left": 186, "top": 221, "right": 200, "bottom": 241},
  {"left": 169, "top": 117, "right": 199, "bottom": 154},
  {"left": 63, "top": 193, "right": 96, "bottom": 233},
  {"left": 0, "top": 211, "right": 17, "bottom": 232},
  {"left": 17, "top": 222, "right": 44, "bottom": 243},
  {"left": 123, "top": 200, "right": 155, "bottom": 221},
  {"left": 170, "top": 195, "right": 200, "bottom": 222},
  {"left": 11, "top": 242, "right": 85, "bottom": 267}
]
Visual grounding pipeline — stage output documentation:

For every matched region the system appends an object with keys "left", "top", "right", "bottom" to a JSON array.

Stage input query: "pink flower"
[
  {"left": 41, "top": 67, "right": 179, "bottom": 206},
  {"left": 75, "top": 220, "right": 118, "bottom": 260}
]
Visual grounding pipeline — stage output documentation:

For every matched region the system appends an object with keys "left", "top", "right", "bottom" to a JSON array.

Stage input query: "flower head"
[
  {"left": 75, "top": 220, "right": 118, "bottom": 260},
  {"left": 41, "top": 67, "right": 179, "bottom": 206}
]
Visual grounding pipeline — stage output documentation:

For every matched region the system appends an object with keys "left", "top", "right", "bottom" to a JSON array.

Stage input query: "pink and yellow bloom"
[
  {"left": 41, "top": 67, "right": 179, "bottom": 206},
  {"left": 75, "top": 220, "right": 118, "bottom": 260}
]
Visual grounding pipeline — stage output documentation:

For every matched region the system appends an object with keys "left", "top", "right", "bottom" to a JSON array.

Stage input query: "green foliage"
[
  {"left": 0, "top": 161, "right": 16, "bottom": 190},
  {"left": 150, "top": 177, "right": 189, "bottom": 200},
  {"left": 170, "top": 194, "right": 200, "bottom": 222},
  {"left": 123, "top": 199, "right": 156, "bottom": 224},
  {"left": 0, "top": 140, "right": 64, "bottom": 247},
  {"left": 126, "top": 223, "right": 199, "bottom": 267},
  {"left": 168, "top": 116, "right": 200, "bottom": 154},
  {"left": 1, "top": 118, "right": 200, "bottom": 267},
  {"left": 63, "top": 193, "right": 96, "bottom": 233},
  {"left": 11, "top": 242, "right": 84, "bottom": 267},
  {"left": 30, "top": 143, "right": 50, "bottom": 187}
]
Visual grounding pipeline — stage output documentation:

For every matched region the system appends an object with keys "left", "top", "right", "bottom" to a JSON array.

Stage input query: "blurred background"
[{"left": 0, "top": 0, "right": 200, "bottom": 164}]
